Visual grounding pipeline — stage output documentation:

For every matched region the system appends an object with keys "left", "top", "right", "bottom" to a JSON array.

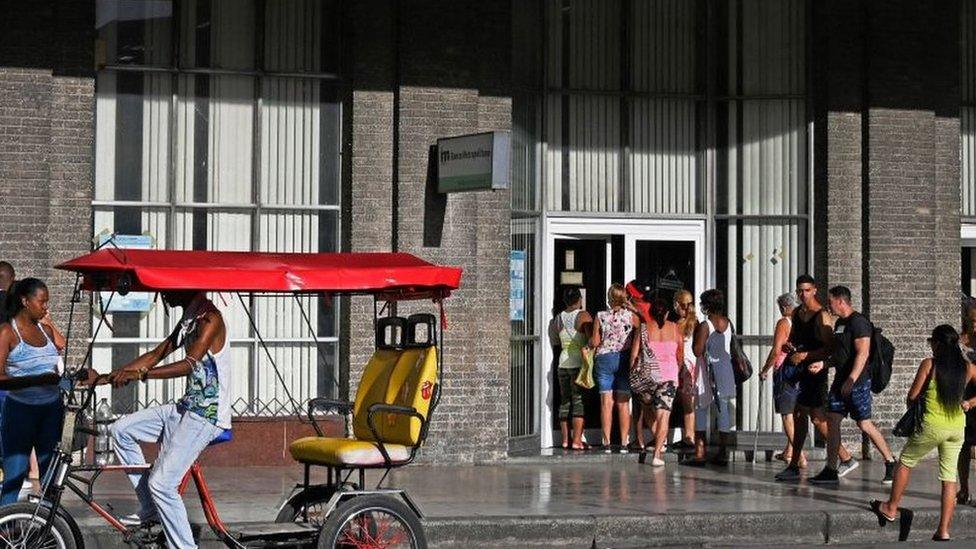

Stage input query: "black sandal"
[
  {"left": 869, "top": 500, "right": 895, "bottom": 527},
  {"left": 898, "top": 509, "right": 914, "bottom": 542},
  {"left": 932, "top": 534, "right": 951, "bottom": 542}
]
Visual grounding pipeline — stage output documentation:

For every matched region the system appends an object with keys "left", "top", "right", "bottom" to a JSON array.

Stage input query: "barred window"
[{"left": 93, "top": 0, "right": 341, "bottom": 416}]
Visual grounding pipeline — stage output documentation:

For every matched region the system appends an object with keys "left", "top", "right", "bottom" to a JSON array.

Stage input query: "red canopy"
[{"left": 56, "top": 249, "right": 462, "bottom": 298}]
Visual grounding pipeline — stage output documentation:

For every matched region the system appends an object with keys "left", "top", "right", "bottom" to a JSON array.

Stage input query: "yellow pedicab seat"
[{"left": 290, "top": 315, "right": 439, "bottom": 469}]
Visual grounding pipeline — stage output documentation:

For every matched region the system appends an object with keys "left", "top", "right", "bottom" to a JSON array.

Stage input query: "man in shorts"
[
  {"left": 809, "top": 285, "right": 896, "bottom": 485},
  {"left": 775, "top": 275, "right": 856, "bottom": 481}
]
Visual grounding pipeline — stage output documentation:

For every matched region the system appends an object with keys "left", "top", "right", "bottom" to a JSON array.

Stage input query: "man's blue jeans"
[{"left": 112, "top": 404, "right": 222, "bottom": 549}]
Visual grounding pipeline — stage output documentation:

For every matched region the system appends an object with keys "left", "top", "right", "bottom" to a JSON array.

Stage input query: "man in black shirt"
[
  {"left": 0, "top": 262, "right": 14, "bottom": 324},
  {"left": 775, "top": 275, "right": 855, "bottom": 482},
  {"left": 809, "top": 285, "right": 896, "bottom": 485}
]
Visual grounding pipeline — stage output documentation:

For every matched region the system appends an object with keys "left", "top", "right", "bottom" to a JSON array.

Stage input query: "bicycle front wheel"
[{"left": 0, "top": 502, "right": 78, "bottom": 549}]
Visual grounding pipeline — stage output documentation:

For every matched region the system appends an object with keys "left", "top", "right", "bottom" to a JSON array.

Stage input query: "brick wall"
[
  {"left": 345, "top": 1, "right": 397, "bottom": 402},
  {"left": 819, "top": 0, "right": 961, "bottom": 448},
  {"left": 346, "top": 0, "right": 512, "bottom": 462},
  {"left": 0, "top": 1, "right": 94, "bottom": 349}
]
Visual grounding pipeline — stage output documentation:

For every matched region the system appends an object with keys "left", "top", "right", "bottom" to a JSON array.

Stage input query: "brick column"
[
  {"left": 346, "top": 0, "right": 397, "bottom": 401},
  {"left": 345, "top": 0, "right": 513, "bottom": 462},
  {"left": 819, "top": 0, "right": 962, "bottom": 439},
  {"left": 818, "top": 1, "right": 865, "bottom": 305},
  {"left": 0, "top": 1, "right": 94, "bottom": 357}
]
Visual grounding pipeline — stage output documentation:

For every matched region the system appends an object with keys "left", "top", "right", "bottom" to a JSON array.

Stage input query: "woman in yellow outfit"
[{"left": 871, "top": 324, "right": 976, "bottom": 542}]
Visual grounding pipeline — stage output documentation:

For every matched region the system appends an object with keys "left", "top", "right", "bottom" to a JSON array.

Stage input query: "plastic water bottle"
[
  {"left": 94, "top": 398, "right": 114, "bottom": 466},
  {"left": 76, "top": 406, "right": 94, "bottom": 464}
]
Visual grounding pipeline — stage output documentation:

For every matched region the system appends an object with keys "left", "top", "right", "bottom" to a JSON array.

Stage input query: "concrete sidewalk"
[{"left": 61, "top": 453, "right": 976, "bottom": 547}]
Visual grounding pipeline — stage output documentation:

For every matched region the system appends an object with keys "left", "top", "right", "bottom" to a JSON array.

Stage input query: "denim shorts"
[
  {"left": 773, "top": 368, "right": 800, "bottom": 415},
  {"left": 827, "top": 377, "right": 872, "bottom": 421},
  {"left": 594, "top": 351, "right": 630, "bottom": 394}
]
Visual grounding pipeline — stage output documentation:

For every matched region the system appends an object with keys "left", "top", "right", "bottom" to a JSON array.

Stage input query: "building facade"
[{"left": 0, "top": 0, "right": 968, "bottom": 463}]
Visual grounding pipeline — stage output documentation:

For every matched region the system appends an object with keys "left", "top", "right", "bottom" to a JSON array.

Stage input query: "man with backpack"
[
  {"left": 809, "top": 285, "right": 897, "bottom": 485},
  {"left": 775, "top": 275, "right": 857, "bottom": 482}
]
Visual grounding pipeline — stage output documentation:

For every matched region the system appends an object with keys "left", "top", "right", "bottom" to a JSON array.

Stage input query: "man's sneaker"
[
  {"left": 837, "top": 457, "right": 860, "bottom": 478},
  {"left": 809, "top": 467, "right": 840, "bottom": 485},
  {"left": 775, "top": 465, "right": 801, "bottom": 482},
  {"left": 118, "top": 513, "right": 159, "bottom": 528},
  {"left": 883, "top": 460, "right": 897, "bottom": 485}
]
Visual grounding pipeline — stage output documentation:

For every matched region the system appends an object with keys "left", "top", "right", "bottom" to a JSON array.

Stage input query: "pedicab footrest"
[
  {"left": 289, "top": 437, "right": 411, "bottom": 467},
  {"left": 235, "top": 521, "right": 317, "bottom": 542}
]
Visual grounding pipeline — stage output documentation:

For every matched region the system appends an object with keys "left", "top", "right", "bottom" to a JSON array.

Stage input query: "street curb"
[{"left": 77, "top": 507, "right": 976, "bottom": 547}]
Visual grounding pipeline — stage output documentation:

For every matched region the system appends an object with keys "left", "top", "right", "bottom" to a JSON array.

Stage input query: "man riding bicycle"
[{"left": 104, "top": 290, "right": 232, "bottom": 549}]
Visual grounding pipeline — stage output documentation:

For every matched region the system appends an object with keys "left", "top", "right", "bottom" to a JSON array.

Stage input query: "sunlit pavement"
[{"left": 59, "top": 455, "right": 976, "bottom": 547}]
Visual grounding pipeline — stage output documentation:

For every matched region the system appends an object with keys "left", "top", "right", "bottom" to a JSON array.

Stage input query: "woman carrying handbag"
[
  {"left": 872, "top": 325, "right": 976, "bottom": 542},
  {"left": 549, "top": 287, "right": 593, "bottom": 451}
]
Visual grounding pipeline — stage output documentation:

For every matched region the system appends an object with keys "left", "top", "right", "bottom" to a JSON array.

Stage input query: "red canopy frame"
[
  {"left": 56, "top": 248, "right": 457, "bottom": 426},
  {"left": 56, "top": 249, "right": 462, "bottom": 300}
]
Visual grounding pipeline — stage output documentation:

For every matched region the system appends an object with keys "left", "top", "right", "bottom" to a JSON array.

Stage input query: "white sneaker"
[
  {"left": 16, "top": 485, "right": 31, "bottom": 501},
  {"left": 651, "top": 457, "right": 666, "bottom": 467},
  {"left": 119, "top": 513, "right": 159, "bottom": 527}
]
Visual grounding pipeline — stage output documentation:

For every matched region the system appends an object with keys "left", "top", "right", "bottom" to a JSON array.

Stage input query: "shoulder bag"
[{"left": 893, "top": 367, "right": 933, "bottom": 437}]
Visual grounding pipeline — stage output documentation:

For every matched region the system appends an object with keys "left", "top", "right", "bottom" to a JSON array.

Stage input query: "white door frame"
[{"left": 540, "top": 216, "right": 708, "bottom": 449}]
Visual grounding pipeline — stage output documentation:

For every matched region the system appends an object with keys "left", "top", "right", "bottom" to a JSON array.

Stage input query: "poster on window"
[
  {"left": 510, "top": 250, "right": 526, "bottom": 322},
  {"left": 96, "top": 233, "right": 154, "bottom": 313}
]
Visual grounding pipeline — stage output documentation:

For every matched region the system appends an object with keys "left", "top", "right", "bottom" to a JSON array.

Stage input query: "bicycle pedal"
[{"left": 126, "top": 524, "right": 164, "bottom": 547}]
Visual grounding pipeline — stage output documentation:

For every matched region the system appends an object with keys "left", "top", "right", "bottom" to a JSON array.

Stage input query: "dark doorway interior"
[
  {"left": 634, "top": 240, "right": 696, "bottom": 430},
  {"left": 551, "top": 238, "right": 608, "bottom": 434},
  {"left": 634, "top": 240, "right": 696, "bottom": 305}
]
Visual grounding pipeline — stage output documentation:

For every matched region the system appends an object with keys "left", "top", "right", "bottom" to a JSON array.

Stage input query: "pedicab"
[{"left": 0, "top": 245, "right": 461, "bottom": 548}]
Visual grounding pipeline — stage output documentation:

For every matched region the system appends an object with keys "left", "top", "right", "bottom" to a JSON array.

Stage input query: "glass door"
[
  {"left": 633, "top": 240, "right": 697, "bottom": 305},
  {"left": 540, "top": 218, "right": 707, "bottom": 450}
]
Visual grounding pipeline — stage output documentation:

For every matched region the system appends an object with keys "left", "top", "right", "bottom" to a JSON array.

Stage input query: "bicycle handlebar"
[{"left": 72, "top": 371, "right": 112, "bottom": 411}]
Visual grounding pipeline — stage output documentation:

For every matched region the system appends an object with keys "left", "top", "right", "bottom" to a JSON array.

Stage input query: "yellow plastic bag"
[{"left": 575, "top": 347, "right": 595, "bottom": 389}]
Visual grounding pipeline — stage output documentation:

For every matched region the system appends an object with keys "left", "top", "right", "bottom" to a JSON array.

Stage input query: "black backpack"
[{"left": 869, "top": 327, "right": 895, "bottom": 394}]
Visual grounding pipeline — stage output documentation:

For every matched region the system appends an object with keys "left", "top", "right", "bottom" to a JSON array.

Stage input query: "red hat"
[
  {"left": 625, "top": 281, "right": 643, "bottom": 300},
  {"left": 626, "top": 279, "right": 654, "bottom": 302}
]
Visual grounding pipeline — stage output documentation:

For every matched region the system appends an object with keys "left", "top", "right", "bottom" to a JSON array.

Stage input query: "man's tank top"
[{"left": 790, "top": 308, "right": 824, "bottom": 351}]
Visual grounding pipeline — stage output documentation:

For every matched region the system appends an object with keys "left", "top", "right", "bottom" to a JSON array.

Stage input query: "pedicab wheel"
[
  {"left": 0, "top": 502, "right": 78, "bottom": 549},
  {"left": 317, "top": 494, "right": 426, "bottom": 549}
]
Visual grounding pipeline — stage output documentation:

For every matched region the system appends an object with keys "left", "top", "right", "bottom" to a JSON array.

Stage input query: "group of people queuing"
[
  {"left": 555, "top": 272, "right": 976, "bottom": 541},
  {"left": 551, "top": 280, "right": 739, "bottom": 467}
]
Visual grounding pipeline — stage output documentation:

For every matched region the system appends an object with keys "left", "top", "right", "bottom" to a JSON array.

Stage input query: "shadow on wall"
[{"left": 424, "top": 144, "right": 447, "bottom": 247}]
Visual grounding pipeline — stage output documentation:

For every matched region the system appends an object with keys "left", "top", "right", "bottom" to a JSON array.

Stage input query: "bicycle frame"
[
  {"left": 26, "top": 373, "right": 242, "bottom": 548},
  {"left": 48, "top": 461, "right": 234, "bottom": 545}
]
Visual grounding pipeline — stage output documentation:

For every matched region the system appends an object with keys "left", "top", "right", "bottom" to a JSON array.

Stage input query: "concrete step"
[{"left": 75, "top": 506, "right": 976, "bottom": 548}]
